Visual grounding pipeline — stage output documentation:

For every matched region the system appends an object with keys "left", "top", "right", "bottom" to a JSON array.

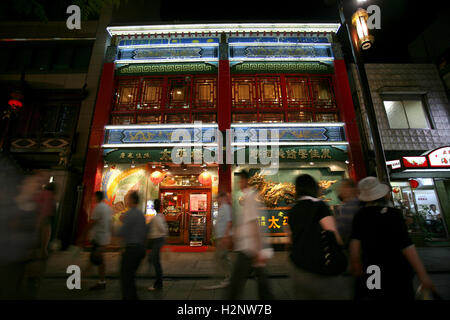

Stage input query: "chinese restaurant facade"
[
  {"left": 78, "top": 23, "right": 366, "bottom": 246},
  {"left": 387, "top": 146, "right": 450, "bottom": 242}
]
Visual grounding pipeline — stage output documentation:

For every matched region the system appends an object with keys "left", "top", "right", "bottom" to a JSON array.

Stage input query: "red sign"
[
  {"left": 402, "top": 156, "right": 428, "bottom": 168},
  {"left": 427, "top": 146, "right": 450, "bottom": 168}
]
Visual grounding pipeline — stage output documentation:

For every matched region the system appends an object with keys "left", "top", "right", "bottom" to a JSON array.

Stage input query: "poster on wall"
[{"left": 190, "top": 194, "right": 207, "bottom": 212}]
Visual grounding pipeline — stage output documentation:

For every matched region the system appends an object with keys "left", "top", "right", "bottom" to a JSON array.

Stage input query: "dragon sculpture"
[{"left": 246, "top": 172, "right": 337, "bottom": 207}]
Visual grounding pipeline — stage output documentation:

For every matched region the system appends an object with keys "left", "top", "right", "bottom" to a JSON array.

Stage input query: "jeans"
[
  {"left": 148, "top": 237, "right": 165, "bottom": 288},
  {"left": 120, "top": 244, "right": 145, "bottom": 300},
  {"left": 225, "top": 251, "right": 273, "bottom": 300}
]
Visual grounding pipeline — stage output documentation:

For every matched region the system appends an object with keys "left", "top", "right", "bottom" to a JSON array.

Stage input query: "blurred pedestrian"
[
  {"left": 35, "top": 181, "right": 56, "bottom": 259},
  {"left": 204, "top": 192, "right": 233, "bottom": 289},
  {"left": 287, "top": 174, "right": 348, "bottom": 300},
  {"left": 117, "top": 191, "right": 148, "bottom": 300},
  {"left": 335, "top": 179, "right": 361, "bottom": 248},
  {"left": 350, "top": 176, "right": 436, "bottom": 300},
  {"left": 225, "top": 170, "right": 273, "bottom": 300},
  {"left": 78, "top": 191, "right": 113, "bottom": 290},
  {"left": 147, "top": 198, "right": 168, "bottom": 291},
  {"left": 0, "top": 153, "right": 33, "bottom": 299}
]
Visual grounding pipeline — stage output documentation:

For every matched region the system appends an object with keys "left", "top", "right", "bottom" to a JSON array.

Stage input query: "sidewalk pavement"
[
  {"left": 44, "top": 246, "right": 450, "bottom": 279},
  {"left": 35, "top": 246, "right": 450, "bottom": 300}
]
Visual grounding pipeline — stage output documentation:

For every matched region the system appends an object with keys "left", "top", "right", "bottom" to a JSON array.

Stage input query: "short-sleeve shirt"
[
  {"left": 91, "top": 202, "right": 113, "bottom": 246},
  {"left": 118, "top": 207, "right": 148, "bottom": 246},
  {"left": 288, "top": 197, "right": 332, "bottom": 265},
  {"left": 351, "top": 206, "right": 413, "bottom": 278},
  {"left": 233, "top": 188, "right": 262, "bottom": 257},
  {"left": 215, "top": 203, "right": 232, "bottom": 239}
]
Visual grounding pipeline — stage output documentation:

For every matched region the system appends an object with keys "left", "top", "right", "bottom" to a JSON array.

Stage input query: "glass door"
[{"left": 160, "top": 189, "right": 187, "bottom": 244}]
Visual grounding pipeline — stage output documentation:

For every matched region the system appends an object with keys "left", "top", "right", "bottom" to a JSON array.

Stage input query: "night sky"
[{"left": 159, "top": 0, "right": 449, "bottom": 63}]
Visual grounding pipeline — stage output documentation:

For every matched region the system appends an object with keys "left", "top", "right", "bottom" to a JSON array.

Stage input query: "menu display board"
[
  {"left": 190, "top": 194, "right": 207, "bottom": 212},
  {"left": 189, "top": 214, "right": 206, "bottom": 246}
]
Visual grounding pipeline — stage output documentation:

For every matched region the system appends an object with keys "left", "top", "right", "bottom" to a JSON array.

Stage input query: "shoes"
[
  {"left": 148, "top": 285, "right": 163, "bottom": 291},
  {"left": 202, "top": 279, "right": 230, "bottom": 290},
  {"left": 89, "top": 282, "right": 106, "bottom": 291}
]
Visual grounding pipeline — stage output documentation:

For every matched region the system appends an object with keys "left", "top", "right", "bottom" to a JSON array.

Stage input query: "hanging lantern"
[
  {"left": 8, "top": 99, "right": 23, "bottom": 110},
  {"left": 198, "top": 171, "right": 212, "bottom": 186},
  {"left": 352, "top": 8, "right": 374, "bottom": 50},
  {"left": 409, "top": 179, "right": 419, "bottom": 189},
  {"left": 392, "top": 187, "right": 400, "bottom": 194},
  {"left": 150, "top": 170, "right": 164, "bottom": 184}
]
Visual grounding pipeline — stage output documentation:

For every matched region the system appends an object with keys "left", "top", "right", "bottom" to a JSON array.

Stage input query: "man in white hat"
[{"left": 349, "top": 177, "right": 435, "bottom": 300}]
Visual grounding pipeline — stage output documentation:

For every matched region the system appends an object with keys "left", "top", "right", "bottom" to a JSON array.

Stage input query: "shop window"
[
  {"left": 232, "top": 78, "right": 256, "bottom": 107},
  {"left": 111, "top": 115, "right": 134, "bottom": 125},
  {"left": 165, "top": 113, "right": 190, "bottom": 123},
  {"left": 114, "top": 80, "right": 139, "bottom": 111},
  {"left": 383, "top": 98, "right": 431, "bottom": 129},
  {"left": 315, "top": 112, "right": 338, "bottom": 122},
  {"left": 140, "top": 78, "right": 163, "bottom": 110},
  {"left": 137, "top": 114, "right": 161, "bottom": 124},
  {"left": 286, "top": 77, "right": 311, "bottom": 106},
  {"left": 167, "top": 78, "right": 191, "bottom": 109},
  {"left": 193, "top": 78, "right": 216, "bottom": 108},
  {"left": 260, "top": 113, "right": 284, "bottom": 123},
  {"left": 193, "top": 113, "right": 217, "bottom": 123},
  {"left": 258, "top": 77, "right": 281, "bottom": 107},
  {"left": 311, "top": 78, "right": 334, "bottom": 106},
  {"left": 288, "top": 111, "right": 313, "bottom": 122},
  {"left": 232, "top": 113, "right": 258, "bottom": 123}
]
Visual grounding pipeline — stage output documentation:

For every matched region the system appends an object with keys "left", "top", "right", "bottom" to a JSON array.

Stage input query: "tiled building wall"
[{"left": 351, "top": 63, "right": 450, "bottom": 151}]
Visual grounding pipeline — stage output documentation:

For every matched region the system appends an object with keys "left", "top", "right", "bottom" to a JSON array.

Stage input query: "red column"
[
  {"left": 76, "top": 62, "right": 115, "bottom": 239},
  {"left": 218, "top": 59, "right": 232, "bottom": 193},
  {"left": 333, "top": 59, "right": 366, "bottom": 182}
]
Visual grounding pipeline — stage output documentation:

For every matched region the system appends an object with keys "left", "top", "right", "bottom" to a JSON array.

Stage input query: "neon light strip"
[
  {"left": 102, "top": 143, "right": 219, "bottom": 148},
  {"left": 229, "top": 42, "right": 332, "bottom": 47},
  {"left": 118, "top": 43, "right": 219, "bottom": 49},
  {"left": 115, "top": 58, "right": 218, "bottom": 64},
  {"left": 231, "top": 142, "right": 349, "bottom": 146},
  {"left": 231, "top": 123, "right": 345, "bottom": 128},
  {"left": 107, "top": 23, "right": 341, "bottom": 36},
  {"left": 403, "top": 169, "right": 450, "bottom": 172},
  {"left": 229, "top": 57, "right": 334, "bottom": 62},
  {"left": 105, "top": 124, "right": 218, "bottom": 130}
]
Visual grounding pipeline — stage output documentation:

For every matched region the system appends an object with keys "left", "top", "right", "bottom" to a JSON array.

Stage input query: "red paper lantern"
[
  {"left": 8, "top": 99, "right": 23, "bottom": 109},
  {"left": 150, "top": 171, "right": 164, "bottom": 184},
  {"left": 409, "top": 179, "right": 419, "bottom": 189},
  {"left": 198, "top": 171, "right": 212, "bottom": 186}
]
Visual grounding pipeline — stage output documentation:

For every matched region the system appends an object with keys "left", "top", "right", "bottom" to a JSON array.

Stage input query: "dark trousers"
[
  {"left": 148, "top": 237, "right": 165, "bottom": 288},
  {"left": 120, "top": 245, "right": 145, "bottom": 300},
  {"left": 225, "top": 251, "right": 273, "bottom": 300}
]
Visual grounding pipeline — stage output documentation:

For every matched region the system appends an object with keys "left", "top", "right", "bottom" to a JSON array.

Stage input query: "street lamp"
[
  {"left": 352, "top": 8, "right": 374, "bottom": 50},
  {"left": 337, "top": 0, "right": 390, "bottom": 184}
]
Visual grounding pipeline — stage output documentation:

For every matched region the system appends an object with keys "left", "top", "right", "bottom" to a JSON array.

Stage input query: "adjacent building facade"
[{"left": 351, "top": 63, "right": 450, "bottom": 242}]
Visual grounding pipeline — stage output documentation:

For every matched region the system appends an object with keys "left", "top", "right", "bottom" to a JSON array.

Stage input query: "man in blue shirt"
[{"left": 117, "top": 191, "right": 148, "bottom": 300}]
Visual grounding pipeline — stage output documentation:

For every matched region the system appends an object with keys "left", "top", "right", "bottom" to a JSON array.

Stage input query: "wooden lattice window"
[
  {"left": 315, "top": 112, "right": 339, "bottom": 122},
  {"left": 288, "top": 111, "right": 313, "bottom": 122},
  {"left": 167, "top": 78, "right": 191, "bottom": 109},
  {"left": 259, "top": 113, "right": 284, "bottom": 123},
  {"left": 140, "top": 78, "right": 163, "bottom": 110},
  {"left": 193, "top": 113, "right": 217, "bottom": 123},
  {"left": 232, "top": 78, "right": 256, "bottom": 108},
  {"left": 114, "top": 79, "right": 139, "bottom": 111},
  {"left": 111, "top": 115, "right": 134, "bottom": 125},
  {"left": 232, "top": 113, "right": 257, "bottom": 123},
  {"left": 286, "top": 77, "right": 311, "bottom": 107},
  {"left": 137, "top": 114, "right": 161, "bottom": 124},
  {"left": 258, "top": 77, "right": 282, "bottom": 107},
  {"left": 311, "top": 78, "right": 335, "bottom": 107},
  {"left": 193, "top": 78, "right": 216, "bottom": 108},
  {"left": 165, "top": 113, "right": 190, "bottom": 123}
]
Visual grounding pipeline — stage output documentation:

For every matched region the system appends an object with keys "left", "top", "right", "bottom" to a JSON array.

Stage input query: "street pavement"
[{"left": 36, "top": 246, "right": 450, "bottom": 300}]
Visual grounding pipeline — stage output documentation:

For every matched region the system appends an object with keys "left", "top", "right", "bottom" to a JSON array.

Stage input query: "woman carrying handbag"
[{"left": 287, "top": 174, "right": 350, "bottom": 300}]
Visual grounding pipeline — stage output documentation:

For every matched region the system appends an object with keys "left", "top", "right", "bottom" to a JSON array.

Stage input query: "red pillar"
[
  {"left": 218, "top": 58, "right": 232, "bottom": 194},
  {"left": 333, "top": 59, "right": 366, "bottom": 182},
  {"left": 76, "top": 63, "right": 115, "bottom": 239}
]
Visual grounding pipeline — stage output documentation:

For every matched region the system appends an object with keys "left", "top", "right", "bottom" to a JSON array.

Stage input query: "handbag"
[{"left": 291, "top": 198, "right": 348, "bottom": 276}]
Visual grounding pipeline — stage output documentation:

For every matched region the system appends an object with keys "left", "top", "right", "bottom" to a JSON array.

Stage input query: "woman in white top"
[{"left": 147, "top": 199, "right": 168, "bottom": 291}]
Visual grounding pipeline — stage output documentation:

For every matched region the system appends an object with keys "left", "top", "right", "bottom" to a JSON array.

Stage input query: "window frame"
[
  {"left": 380, "top": 94, "right": 434, "bottom": 130},
  {"left": 111, "top": 74, "right": 218, "bottom": 125}
]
